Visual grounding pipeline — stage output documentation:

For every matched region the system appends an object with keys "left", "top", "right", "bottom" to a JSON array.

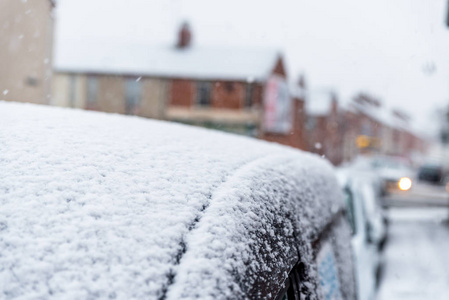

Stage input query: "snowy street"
[{"left": 377, "top": 184, "right": 449, "bottom": 300}]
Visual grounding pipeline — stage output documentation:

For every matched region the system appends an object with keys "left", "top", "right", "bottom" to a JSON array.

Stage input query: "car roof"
[{"left": 0, "top": 101, "right": 344, "bottom": 299}]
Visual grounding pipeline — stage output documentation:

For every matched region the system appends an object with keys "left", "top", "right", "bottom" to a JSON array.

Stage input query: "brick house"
[
  {"left": 340, "top": 93, "right": 427, "bottom": 163},
  {"left": 305, "top": 90, "right": 343, "bottom": 165},
  {"left": 53, "top": 23, "right": 307, "bottom": 149},
  {"left": 0, "top": 0, "right": 55, "bottom": 104}
]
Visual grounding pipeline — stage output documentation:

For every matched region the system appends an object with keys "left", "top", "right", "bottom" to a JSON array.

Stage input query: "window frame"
[
  {"left": 196, "top": 81, "right": 211, "bottom": 107},
  {"left": 86, "top": 75, "right": 98, "bottom": 107},
  {"left": 125, "top": 77, "right": 142, "bottom": 115},
  {"left": 245, "top": 83, "right": 253, "bottom": 108}
]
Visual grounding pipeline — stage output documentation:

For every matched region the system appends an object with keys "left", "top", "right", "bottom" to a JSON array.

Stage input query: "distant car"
[
  {"left": 350, "top": 155, "right": 415, "bottom": 195},
  {"left": 418, "top": 163, "right": 444, "bottom": 184},
  {"left": 338, "top": 169, "right": 388, "bottom": 300},
  {"left": 0, "top": 102, "right": 357, "bottom": 300}
]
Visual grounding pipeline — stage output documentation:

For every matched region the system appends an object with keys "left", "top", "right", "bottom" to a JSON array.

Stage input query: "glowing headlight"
[{"left": 398, "top": 177, "right": 412, "bottom": 191}]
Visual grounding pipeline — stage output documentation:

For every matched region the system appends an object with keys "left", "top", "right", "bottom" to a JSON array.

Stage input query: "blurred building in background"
[
  {"left": 302, "top": 91, "right": 427, "bottom": 165},
  {"left": 304, "top": 90, "right": 343, "bottom": 165},
  {"left": 262, "top": 77, "right": 307, "bottom": 150},
  {"left": 52, "top": 23, "right": 307, "bottom": 149},
  {"left": 342, "top": 93, "right": 385, "bottom": 161},
  {"left": 0, "top": 0, "right": 55, "bottom": 104},
  {"left": 0, "top": 4, "right": 426, "bottom": 165}
]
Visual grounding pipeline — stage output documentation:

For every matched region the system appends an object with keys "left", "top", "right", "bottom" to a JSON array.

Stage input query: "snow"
[
  {"left": 377, "top": 207, "right": 449, "bottom": 300},
  {"left": 305, "top": 91, "right": 333, "bottom": 116},
  {"left": 0, "top": 101, "right": 350, "bottom": 299},
  {"left": 54, "top": 42, "right": 280, "bottom": 82}
]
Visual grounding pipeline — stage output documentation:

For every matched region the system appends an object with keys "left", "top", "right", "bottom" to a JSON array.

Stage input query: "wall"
[
  {"left": 95, "top": 75, "right": 125, "bottom": 113},
  {"left": 305, "top": 98, "right": 345, "bottom": 165},
  {"left": 169, "top": 79, "right": 195, "bottom": 107},
  {"left": 211, "top": 81, "right": 246, "bottom": 109},
  {"left": 138, "top": 78, "right": 168, "bottom": 119},
  {"left": 51, "top": 73, "right": 87, "bottom": 109},
  {"left": 0, "top": 0, "right": 54, "bottom": 104},
  {"left": 52, "top": 73, "right": 167, "bottom": 119}
]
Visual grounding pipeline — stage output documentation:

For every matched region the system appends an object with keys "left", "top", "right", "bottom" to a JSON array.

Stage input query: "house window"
[
  {"left": 361, "top": 120, "right": 371, "bottom": 136},
  {"left": 125, "top": 78, "right": 142, "bottom": 114},
  {"left": 224, "top": 82, "right": 234, "bottom": 92},
  {"left": 25, "top": 76, "right": 38, "bottom": 86},
  {"left": 86, "top": 76, "right": 98, "bottom": 106},
  {"left": 245, "top": 83, "right": 253, "bottom": 108},
  {"left": 69, "top": 75, "right": 76, "bottom": 107},
  {"left": 197, "top": 81, "right": 211, "bottom": 106},
  {"left": 306, "top": 117, "right": 316, "bottom": 130}
]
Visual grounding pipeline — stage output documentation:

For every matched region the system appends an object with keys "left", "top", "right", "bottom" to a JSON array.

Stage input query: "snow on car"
[{"left": 0, "top": 101, "right": 356, "bottom": 300}]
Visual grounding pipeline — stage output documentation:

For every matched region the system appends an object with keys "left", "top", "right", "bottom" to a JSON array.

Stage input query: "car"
[
  {"left": 418, "top": 163, "right": 445, "bottom": 184},
  {"left": 0, "top": 101, "right": 356, "bottom": 300},
  {"left": 349, "top": 155, "right": 415, "bottom": 195},
  {"left": 337, "top": 169, "right": 388, "bottom": 300}
]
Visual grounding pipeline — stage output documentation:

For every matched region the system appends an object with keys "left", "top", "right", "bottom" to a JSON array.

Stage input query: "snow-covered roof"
[
  {"left": 289, "top": 85, "right": 306, "bottom": 100},
  {"left": 347, "top": 101, "right": 424, "bottom": 136},
  {"left": 305, "top": 90, "right": 334, "bottom": 116},
  {"left": 54, "top": 42, "right": 281, "bottom": 82},
  {"left": 0, "top": 101, "right": 346, "bottom": 299}
]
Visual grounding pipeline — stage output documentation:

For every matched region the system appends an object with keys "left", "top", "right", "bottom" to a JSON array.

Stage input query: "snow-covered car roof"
[{"left": 0, "top": 101, "right": 344, "bottom": 299}]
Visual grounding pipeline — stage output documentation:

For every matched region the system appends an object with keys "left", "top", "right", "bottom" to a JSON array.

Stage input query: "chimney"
[{"left": 177, "top": 22, "right": 192, "bottom": 49}]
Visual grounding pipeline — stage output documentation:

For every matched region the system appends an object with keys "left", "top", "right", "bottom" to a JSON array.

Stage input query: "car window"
[
  {"left": 275, "top": 269, "right": 300, "bottom": 300},
  {"left": 343, "top": 187, "right": 357, "bottom": 235},
  {"left": 316, "top": 242, "right": 343, "bottom": 300}
]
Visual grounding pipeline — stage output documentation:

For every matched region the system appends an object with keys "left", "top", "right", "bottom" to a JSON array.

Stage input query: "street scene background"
[{"left": 2, "top": 0, "right": 449, "bottom": 299}]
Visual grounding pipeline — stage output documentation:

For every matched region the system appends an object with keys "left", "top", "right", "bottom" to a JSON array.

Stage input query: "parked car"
[
  {"left": 349, "top": 155, "right": 415, "bottom": 195},
  {"left": 0, "top": 102, "right": 356, "bottom": 300},
  {"left": 418, "top": 163, "right": 445, "bottom": 184},
  {"left": 337, "top": 169, "right": 388, "bottom": 300}
]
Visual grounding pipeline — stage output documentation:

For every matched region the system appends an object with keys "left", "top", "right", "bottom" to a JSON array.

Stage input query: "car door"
[{"left": 349, "top": 180, "right": 377, "bottom": 300}]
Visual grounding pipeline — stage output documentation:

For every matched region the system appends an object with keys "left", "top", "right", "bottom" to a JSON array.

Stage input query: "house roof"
[
  {"left": 54, "top": 42, "right": 281, "bottom": 82},
  {"left": 0, "top": 101, "right": 344, "bottom": 299},
  {"left": 345, "top": 101, "right": 425, "bottom": 137}
]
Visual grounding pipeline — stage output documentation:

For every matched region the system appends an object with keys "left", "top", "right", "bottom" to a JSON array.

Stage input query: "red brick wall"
[
  {"left": 169, "top": 79, "right": 249, "bottom": 110},
  {"left": 168, "top": 56, "right": 285, "bottom": 111},
  {"left": 211, "top": 81, "right": 245, "bottom": 109},
  {"left": 305, "top": 101, "right": 345, "bottom": 165},
  {"left": 169, "top": 79, "right": 195, "bottom": 107},
  {"left": 251, "top": 84, "right": 264, "bottom": 108}
]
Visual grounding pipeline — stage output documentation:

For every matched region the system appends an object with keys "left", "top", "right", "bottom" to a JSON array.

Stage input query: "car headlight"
[{"left": 398, "top": 177, "right": 412, "bottom": 191}]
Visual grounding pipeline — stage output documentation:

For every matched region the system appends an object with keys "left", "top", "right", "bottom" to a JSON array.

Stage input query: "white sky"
[{"left": 55, "top": 0, "right": 449, "bottom": 133}]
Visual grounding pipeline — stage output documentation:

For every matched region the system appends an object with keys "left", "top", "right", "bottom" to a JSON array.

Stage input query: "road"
[{"left": 377, "top": 182, "right": 449, "bottom": 300}]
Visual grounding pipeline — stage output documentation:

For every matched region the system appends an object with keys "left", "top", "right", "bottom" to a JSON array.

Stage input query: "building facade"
[
  {"left": 304, "top": 90, "right": 344, "bottom": 165},
  {"left": 52, "top": 24, "right": 307, "bottom": 150},
  {"left": 0, "top": 0, "right": 55, "bottom": 104}
]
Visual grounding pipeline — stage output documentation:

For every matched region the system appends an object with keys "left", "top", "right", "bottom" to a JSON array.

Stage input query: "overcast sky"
[{"left": 55, "top": 0, "right": 449, "bottom": 133}]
